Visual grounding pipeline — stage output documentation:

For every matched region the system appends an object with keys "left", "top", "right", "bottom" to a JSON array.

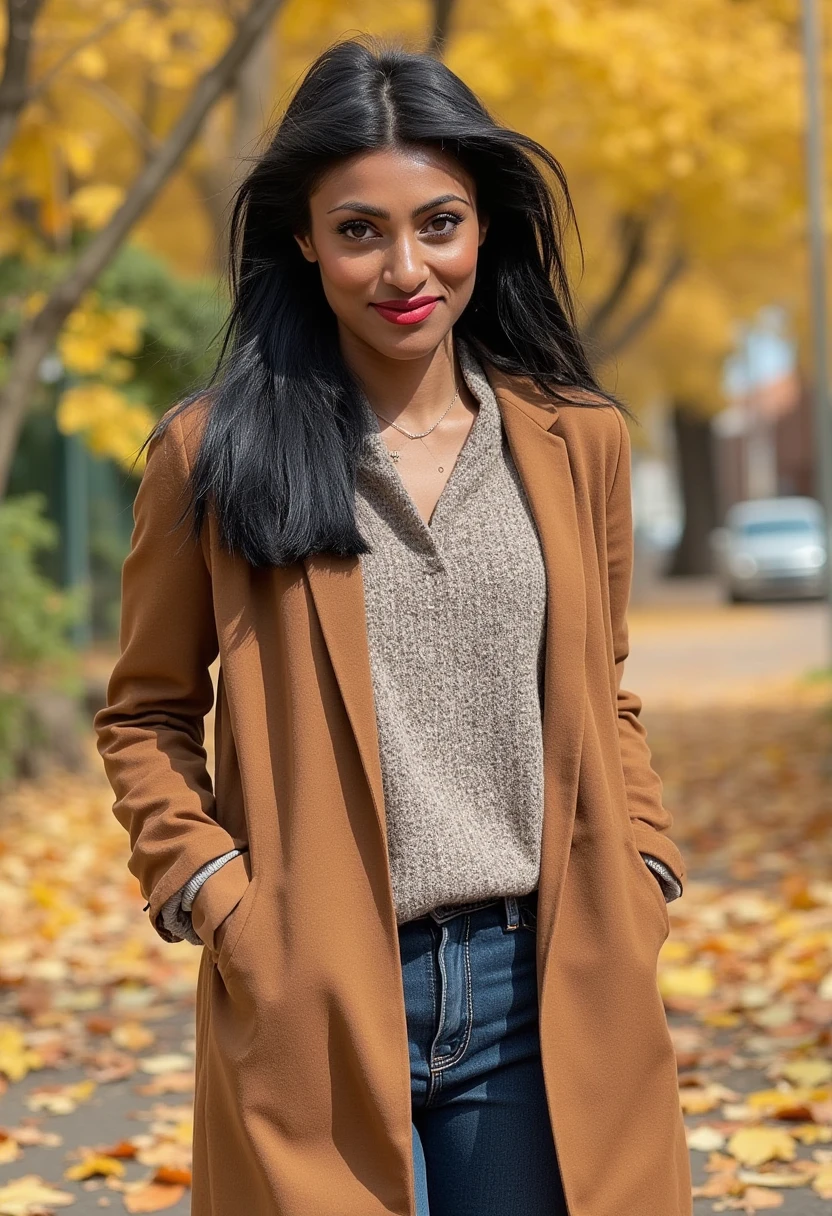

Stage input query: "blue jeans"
[{"left": 398, "top": 891, "right": 568, "bottom": 1216}]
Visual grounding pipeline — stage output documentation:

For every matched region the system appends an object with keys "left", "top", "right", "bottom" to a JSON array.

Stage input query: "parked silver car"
[{"left": 711, "top": 497, "right": 828, "bottom": 603}]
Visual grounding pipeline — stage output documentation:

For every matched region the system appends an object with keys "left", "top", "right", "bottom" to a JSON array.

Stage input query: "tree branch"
[
  {"left": 0, "top": 0, "right": 45, "bottom": 161},
  {"left": 605, "top": 250, "right": 687, "bottom": 358},
  {"left": 583, "top": 212, "right": 648, "bottom": 346},
  {"left": 426, "top": 0, "right": 456, "bottom": 58},
  {"left": 80, "top": 76, "right": 159, "bottom": 156},
  {"left": 0, "top": 0, "right": 285, "bottom": 494}
]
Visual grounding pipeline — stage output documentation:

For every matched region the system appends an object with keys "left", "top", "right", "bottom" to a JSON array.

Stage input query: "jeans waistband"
[{"left": 427, "top": 890, "right": 538, "bottom": 930}]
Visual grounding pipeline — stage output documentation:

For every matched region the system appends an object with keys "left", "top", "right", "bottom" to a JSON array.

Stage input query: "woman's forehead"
[{"left": 310, "top": 146, "right": 476, "bottom": 210}]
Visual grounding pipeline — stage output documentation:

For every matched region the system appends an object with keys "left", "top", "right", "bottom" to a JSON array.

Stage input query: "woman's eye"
[
  {"left": 424, "top": 213, "right": 463, "bottom": 237},
  {"left": 338, "top": 221, "right": 376, "bottom": 241}
]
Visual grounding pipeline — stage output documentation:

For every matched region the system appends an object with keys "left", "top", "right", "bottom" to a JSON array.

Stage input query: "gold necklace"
[{"left": 372, "top": 383, "right": 460, "bottom": 471}]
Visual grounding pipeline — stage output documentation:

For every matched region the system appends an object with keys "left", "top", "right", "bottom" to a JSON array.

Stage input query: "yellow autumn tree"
[{"left": 0, "top": 0, "right": 284, "bottom": 490}]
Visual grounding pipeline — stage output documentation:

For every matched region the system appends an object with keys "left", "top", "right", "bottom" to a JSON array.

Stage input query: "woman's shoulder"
[
  {"left": 151, "top": 395, "right": 212, "bottom": 471},
  {"left": 551, "top": 385, "right": 628, "bottom": 454},
  {"left": 547, "top": 390, "right": 630, "bottom": 506},
  {"left": 491, "top": 364, "right": 627, "bottom": 457}
]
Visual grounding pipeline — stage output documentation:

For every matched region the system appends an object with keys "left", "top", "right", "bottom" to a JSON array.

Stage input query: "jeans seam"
[
  {"left": 427, "top": 924, "right": 449, "bottom": 1105},
  {"left": 432, "top": 914, "right": 474, "bottom": 1071}
]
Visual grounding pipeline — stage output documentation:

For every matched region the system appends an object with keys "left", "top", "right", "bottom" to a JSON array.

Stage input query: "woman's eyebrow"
[{"left": 326, "top": 193, "right": 471, "bottom": 218}]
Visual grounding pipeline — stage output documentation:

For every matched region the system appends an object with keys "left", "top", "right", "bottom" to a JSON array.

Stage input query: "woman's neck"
[{"left": 339, "top": 326, "right": 462, "bottom": 431}]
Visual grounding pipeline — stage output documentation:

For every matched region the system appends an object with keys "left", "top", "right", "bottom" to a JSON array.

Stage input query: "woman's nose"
[{"left": 382, "top": 234, "right": 428, "bottom": 293}]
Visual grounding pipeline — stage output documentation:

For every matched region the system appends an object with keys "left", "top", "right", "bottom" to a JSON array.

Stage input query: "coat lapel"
[
  {"left": 484, "top": 364, "right": 588, "bottom": 988},
  {"left": 303, "top": 364, "right": 588, "bottom": 973},
  {"left": 302, "top": 553, "right": 388, "bottom": 854}
]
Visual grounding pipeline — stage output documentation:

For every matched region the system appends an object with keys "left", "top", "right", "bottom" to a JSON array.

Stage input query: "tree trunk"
[
  {"left": 427, "top": 0, "right": 456, "bottom": 56},
  {"left": 0, "top": 0, "right": 45, "bottom": 162},
  {"left": 667, "top": 400, "right": 719, "bottom": 577},
  {"left": 193, "top": 24, "right": 277, "bottom": 275}
]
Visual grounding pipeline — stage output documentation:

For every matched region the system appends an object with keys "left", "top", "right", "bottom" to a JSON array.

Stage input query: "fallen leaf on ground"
[
  {"left": 727, "top": 1126, "right": 797, "bottom": 1167},
  {"left": 122, "top": 1180, "right": 185, "bottom": 1212},
  {"left": 0, "top": 1174, "right": 76, "bottom": 1214},
  {"left": 64, "top": 1155, "right": 126, "bottom": 1181}
]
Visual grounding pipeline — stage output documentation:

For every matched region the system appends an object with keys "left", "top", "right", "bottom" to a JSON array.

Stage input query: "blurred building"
[{"left": 713, "top": 365, "right": 810, "bottom": 513}]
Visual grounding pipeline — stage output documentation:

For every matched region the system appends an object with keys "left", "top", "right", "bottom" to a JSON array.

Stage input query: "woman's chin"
[{"left": 359, "top": 320, "right": 454, "bottom": 360}]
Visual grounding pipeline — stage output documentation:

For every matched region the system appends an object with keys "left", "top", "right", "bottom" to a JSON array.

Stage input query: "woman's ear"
[
  {"left": 477, "top": 214, "right": 489, "bottom": 247},
  {"left": 294, "top": 232, "right": 318, "bottom": 263}
]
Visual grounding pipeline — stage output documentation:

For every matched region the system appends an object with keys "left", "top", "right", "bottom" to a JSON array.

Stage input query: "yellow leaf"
[
  {"left": 791, "top": 1123, "right": 832, "bottom": 1143},
  {"left": 56, "top": 383, "right": 153, "bottom": 470},
  {"left": 0, "top": 1026, "right": 42, "bottom": 1084},
  {"left": 69, "top": 184, "right": 125, "bottom": 229},
  {"left": 55, "top": 131, "right": 96, "bottom": 177},
  {"left": 747, "top": 1087, "right": 830, "bottom": 1112},
  {"left": 658, "top": 965, "right": 716, "bottom": 1000},
  {"left": 727, "top": 1126, "right": 796, "bottom": 1167},
  {"left": 814, "top": 1162, "right": 832, "bottom": 1198},
  {"left": 0, "top": 1174, "right": 75, "bottom": 1214},
  {"left": 74, "top": 46, "right": 107, "bottom": 80},
  {"left": 64, "top": 1155, "right": 125, "bottom": 1181},
  {"left": 781, "top": 1059, "right": 832, "bottom": 1087}
]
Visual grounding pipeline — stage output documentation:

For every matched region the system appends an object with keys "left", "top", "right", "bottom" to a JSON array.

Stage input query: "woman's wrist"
[{"left": 158, "top": 848, "right": 247, "bottom": 944}]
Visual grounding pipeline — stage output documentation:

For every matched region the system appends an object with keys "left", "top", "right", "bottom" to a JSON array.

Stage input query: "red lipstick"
[{"left": 370, "top": 295, "right": 440, "bottom": 325}]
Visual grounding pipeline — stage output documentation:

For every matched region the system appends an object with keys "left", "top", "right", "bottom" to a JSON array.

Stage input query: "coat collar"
[
  {"left": 482, "top": 361, "right": 561, "bottom": 432},
  {"left": 302, "top": 363, "right": 586, "bottom": 951}
]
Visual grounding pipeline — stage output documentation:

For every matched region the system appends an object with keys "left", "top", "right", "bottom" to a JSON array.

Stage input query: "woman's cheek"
[
  {"left": 323, "top": 252, "right": 379, "bottom": 307},
  {"left": 437, "top": 244, "right": 479, "bottom": 312}
]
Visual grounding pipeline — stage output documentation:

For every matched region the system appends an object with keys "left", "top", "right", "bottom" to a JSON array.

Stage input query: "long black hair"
[{"left": 149, "top": 35, "right": 614, "bottom": 568}]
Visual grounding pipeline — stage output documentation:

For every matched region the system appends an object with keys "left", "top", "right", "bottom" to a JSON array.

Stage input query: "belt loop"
[{"left": 504, "top": 896, "right": 520, "bottom": 931}]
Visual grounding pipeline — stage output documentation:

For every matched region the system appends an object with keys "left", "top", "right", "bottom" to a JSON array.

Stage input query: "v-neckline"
[
  {"left": 355, "top": 340, "right": 503, "bottom": 566},
  {"left": 356, "top": 339, "right": 501, "bottom": 542},
  {"left": 393, "top": 396, "right": 482, "bottom": 532}
]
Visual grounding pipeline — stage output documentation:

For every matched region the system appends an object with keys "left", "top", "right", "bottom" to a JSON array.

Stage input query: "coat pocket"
[
  {"left": 624, "top": 836, "right": 671, "bottom": 944},
  {"left": 214, "top": 873, "right": 260, "bottom": 991},
  {"left": 190, "top": 852, "right": 252, "bottom": 955}
]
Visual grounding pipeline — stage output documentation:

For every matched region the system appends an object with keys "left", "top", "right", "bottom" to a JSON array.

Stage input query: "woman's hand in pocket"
[{"left": 190, "top": 853, "right": 251, "bottom": 955}]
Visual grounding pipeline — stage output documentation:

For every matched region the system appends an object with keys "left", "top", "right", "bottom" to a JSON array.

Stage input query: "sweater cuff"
[
  {"left": 157, "top": 848, "right": 246, "bottom": 945},
  {"left": 640, "top": 852, "right": 683, "bottom": 903}
]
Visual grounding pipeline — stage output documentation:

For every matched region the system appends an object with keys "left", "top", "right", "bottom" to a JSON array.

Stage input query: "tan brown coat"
[{"left": 94, "top": 362, "right": 692, "bottom": 1216}]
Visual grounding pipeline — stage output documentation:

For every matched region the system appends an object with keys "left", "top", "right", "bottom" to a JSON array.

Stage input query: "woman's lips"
[{"left": 371, "top": 297, "right": 440, "bottom": 325}]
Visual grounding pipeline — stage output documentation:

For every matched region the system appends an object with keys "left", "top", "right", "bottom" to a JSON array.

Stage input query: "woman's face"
[{"left": 294, "top": 145, "right": 488, "bottom": 361}]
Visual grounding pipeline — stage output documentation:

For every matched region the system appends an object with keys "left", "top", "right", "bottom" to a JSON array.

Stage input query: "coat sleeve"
[
  {"left": 93, "top": 410, "right": 249, "bottom": 942},
  {"left": 606, "top": 407, "right": 686, "bottom": 892}
]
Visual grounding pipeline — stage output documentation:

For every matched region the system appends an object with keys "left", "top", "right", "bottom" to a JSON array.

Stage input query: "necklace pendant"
[{"left": 389, "top": 450, "right": 400, "bottom": 463}]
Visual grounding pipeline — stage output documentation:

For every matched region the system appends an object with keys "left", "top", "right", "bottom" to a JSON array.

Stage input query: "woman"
[{"left": 94, "top": 36, "right": 691, "bottom": 1216}]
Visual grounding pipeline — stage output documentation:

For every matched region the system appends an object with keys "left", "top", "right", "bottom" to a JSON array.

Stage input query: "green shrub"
[{"left": 0, "top": 494, "right": 84, "bottom": 785}]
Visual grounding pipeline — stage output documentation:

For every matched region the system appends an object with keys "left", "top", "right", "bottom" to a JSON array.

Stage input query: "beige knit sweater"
[{"left": 353, "top": 339, "right": 548, "bottom": 923}]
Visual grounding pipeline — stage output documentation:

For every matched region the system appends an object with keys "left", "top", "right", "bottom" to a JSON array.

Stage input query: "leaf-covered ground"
[{"left": 0, "top": 601, "right": 829, "bottom": 1214}]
